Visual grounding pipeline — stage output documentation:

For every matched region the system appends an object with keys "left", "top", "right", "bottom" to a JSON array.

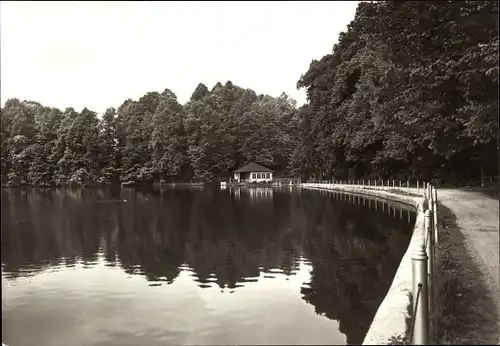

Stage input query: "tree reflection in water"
[
  {"left": 294, "top": 189, "right": 413, "bottom": 344},
  {"left": 1, "top": 187, "right": 414, "bottom": 344}
]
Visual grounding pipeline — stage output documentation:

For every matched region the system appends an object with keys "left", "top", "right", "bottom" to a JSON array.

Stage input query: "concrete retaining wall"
[
  {"left": 301, "top": 183, "right": 419, "bottom": 206},
  {"left": 300, "top": 183, "right": 426, "bottom": 344}
]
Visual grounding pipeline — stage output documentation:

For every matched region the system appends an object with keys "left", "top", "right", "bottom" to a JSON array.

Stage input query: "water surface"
[{"left": 1, "top": 187, "right": 415, "bottom": 346}]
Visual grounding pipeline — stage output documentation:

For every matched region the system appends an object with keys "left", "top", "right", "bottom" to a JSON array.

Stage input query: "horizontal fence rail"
[{"left": 299, "top": 180, "right": 439, "bottom": 345}]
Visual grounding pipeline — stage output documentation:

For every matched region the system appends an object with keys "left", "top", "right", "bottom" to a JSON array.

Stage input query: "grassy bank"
[{"left": 435, "top": 202, "right": 499, "bottom": 344}]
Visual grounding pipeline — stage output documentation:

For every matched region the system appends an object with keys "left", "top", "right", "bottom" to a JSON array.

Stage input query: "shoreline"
[
  {"left": 300, "top": 183, "right": 500, "bottom": 344},
  {"left": 300, "top": 183, "right": 423, "bottom": 344},
  {"left": 1, "top": 182, "right": 206, "bottom": 189}
]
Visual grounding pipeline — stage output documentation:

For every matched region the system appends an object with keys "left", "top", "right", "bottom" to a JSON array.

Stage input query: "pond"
[{"left": 1, "top": 187, "right": 416, "bottom": 346}]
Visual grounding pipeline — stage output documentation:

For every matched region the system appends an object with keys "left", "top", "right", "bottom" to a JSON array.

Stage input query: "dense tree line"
[
  {"left": 1, "top": 83, "right": 299, "bottom": 186},
  {"left": 1, "top": 0, "right": 498, "bottom": 187},
  {"left": 293, "top": 0, "right": 499, "bottom": 185}
]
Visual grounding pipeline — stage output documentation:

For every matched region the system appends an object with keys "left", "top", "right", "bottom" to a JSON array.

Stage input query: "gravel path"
[{"left": 437, "top": 189, "right": 499, "bottom": 343}]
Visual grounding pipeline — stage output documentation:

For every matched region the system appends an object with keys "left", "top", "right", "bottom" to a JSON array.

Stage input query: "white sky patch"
[{"left": 0, "top": 1, "right": 359, "bottom": 113}]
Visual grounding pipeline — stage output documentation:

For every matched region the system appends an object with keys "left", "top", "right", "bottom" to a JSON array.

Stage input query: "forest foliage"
[{"left": 1, "top": 0, "right": 498, "bottom": 187}]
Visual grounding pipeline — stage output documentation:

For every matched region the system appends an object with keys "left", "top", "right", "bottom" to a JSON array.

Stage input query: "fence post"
[
  {"left": 432, "top": 186, "right": 439, "bottom": 339},
  {"left": 412, "top": 239, "right": 430, "bottom": 345},
  {"left": 399, "top": 181, "right": 402, "bottom": 192},
  {"left": 425, "top": 209, "right": 434, "bottom": 339},
  {"left": 417, "top": 181, "right": 420, "bottom": 196},
  {"left": 393, "top": 180, "right": 395, "bottom": 189},
  {"left": 407, "top": 181, "right": 410, "bottom": 196},
  {"left": 433, "top": 188, "right": 438, "bottom": 246}
]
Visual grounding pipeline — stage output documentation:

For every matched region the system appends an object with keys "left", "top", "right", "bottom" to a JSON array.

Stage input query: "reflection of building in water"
[
  {"left": 247, "top": 188, "right": 274, "bottom": 201},
  {"left": 231, "top": 188, "right": 241, "bottom": 200},
  {"left": 230, "top": 187, "right": 273, "bottom": 202}
]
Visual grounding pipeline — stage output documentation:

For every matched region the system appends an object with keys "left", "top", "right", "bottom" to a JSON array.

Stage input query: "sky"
[{"left": 0, "top": 1, "right": 359, "bottom": 114}]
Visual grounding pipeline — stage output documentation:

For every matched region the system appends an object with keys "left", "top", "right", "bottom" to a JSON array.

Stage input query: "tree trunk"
[{"left": 480, "top": 165, "right": 485, "bottom": 187}]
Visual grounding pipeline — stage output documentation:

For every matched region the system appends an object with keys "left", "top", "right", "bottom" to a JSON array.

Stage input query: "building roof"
[{"left": 234, "top": 162, "right": 274, "bottom": 173}]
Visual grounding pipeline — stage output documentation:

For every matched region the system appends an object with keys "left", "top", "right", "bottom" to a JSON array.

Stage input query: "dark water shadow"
[{"left": 295, "top": 188, "right": 416, "bottom": 344}]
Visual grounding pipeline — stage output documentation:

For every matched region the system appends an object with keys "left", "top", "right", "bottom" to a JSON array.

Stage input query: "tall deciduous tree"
[
  {"left": 150, "top": 89, "right": 188, "bottom": 182},
  {"left": 97, "top": 107, "right": 119, "bottom": 183}
]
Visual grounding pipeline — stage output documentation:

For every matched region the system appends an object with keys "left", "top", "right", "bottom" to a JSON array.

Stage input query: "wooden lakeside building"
[
  {"left": 232, "top": 162, "right": 274, "bottom": 183},
  {"left": 218, "top": 162, "right": 301, "bottom": 187}
]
